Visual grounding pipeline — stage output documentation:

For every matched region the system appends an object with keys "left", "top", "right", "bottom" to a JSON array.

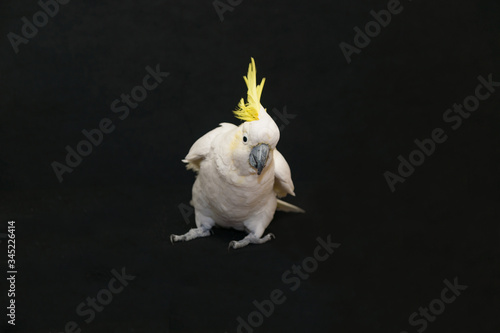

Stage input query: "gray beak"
[{"left": 249, "top": 143, "right": 270, "bottom": 175}]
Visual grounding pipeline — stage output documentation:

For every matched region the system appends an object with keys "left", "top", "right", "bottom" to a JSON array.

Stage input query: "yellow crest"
[{"left": 233, "top": 58, "right": 266, "bottom": 122}]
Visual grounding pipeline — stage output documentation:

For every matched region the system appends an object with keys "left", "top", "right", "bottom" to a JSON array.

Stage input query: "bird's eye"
[{"left": 243, "top": 135, "right": 248, "bottom": 143}]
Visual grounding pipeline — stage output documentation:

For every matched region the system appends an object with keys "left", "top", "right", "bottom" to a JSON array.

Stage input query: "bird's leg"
[
  {"left": 228, "top": 232, "right": 275, "bottom": 250},
  {"left": 170, "top": 226, "right": 212, "bottom": 244},
  {"left": 171, "top": 208, "right": 215, "bottom": 244}
]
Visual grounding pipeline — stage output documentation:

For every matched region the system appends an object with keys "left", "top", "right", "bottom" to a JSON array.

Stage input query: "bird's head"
[{"left": 231, "top": 58, "right": 280, "bottom": 176}]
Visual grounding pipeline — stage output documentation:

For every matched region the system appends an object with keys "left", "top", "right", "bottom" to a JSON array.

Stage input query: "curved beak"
[{"left": 249, "top": 143, "right": 270, "bottom": 175}]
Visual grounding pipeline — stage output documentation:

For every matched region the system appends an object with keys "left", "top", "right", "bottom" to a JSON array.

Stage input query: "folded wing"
[
  {"left": 273, "top": 149, "right": 295, "bottom": 197},
  {"left": 183, "top": 123, "right": 236, "bottom": 172}
]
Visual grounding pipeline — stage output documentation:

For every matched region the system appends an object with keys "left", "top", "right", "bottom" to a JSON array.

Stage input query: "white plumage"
[{"left": 170, "top": 59, "right": 303, "bottom": 249}]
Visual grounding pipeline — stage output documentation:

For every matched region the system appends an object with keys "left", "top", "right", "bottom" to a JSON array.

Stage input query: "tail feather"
[{"left": 276, "top": 199, "right": 305, "bottom": 213}]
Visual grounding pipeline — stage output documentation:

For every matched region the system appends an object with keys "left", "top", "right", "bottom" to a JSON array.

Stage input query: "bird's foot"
[
  {"left": 228, "top": 233, "right": 275, "bottom": 250},
  {"left": 170, "top": 227, "right": 212, "bottom": 244}
]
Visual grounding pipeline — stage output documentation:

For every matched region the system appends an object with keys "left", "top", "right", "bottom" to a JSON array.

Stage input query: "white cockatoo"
[{"left": 170, "top": 58, "right": 304, "bottom": 249}]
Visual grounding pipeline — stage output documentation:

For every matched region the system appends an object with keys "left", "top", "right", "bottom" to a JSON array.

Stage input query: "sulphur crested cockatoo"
[{"left": 170, "top": 58, "right": 304, "bottom": 249}]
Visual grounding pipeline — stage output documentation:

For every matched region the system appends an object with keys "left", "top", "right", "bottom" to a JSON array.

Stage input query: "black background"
[{"left": 1, "top": 0, "right": 499, "bottom": 332}]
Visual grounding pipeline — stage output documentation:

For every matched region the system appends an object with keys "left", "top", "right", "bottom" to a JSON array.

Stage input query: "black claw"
[
  {"left": 269, "top": 233, "right": 275, "bottom": 239},
  {"left": 228, "top": 241, "right": 236, "bottom": 251}
]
